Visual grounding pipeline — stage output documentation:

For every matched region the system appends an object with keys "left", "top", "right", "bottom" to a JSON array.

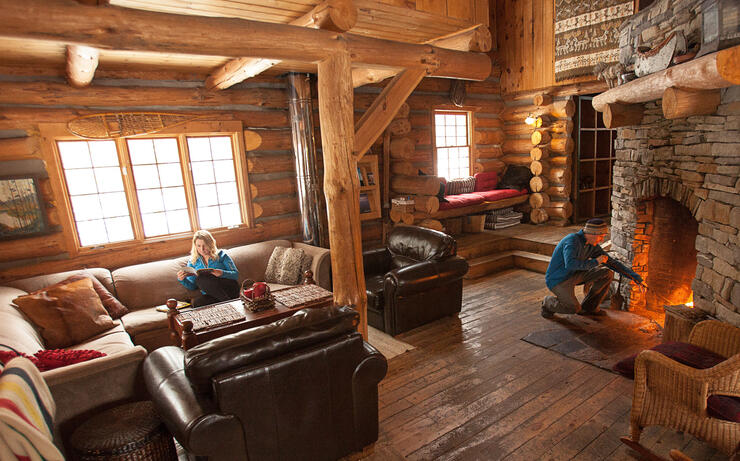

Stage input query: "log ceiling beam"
[
  {"left": 354, "top": 67, "right": 425, "bottom": 159},
  {"left": 352, "top": 23, "right": 492, "bottom": 87},
  {"left": 317, "top": 51, "right": 368, "bottom": 338},
  {"left": 65, "top": 45, "right": 99, "bottom": 88},
  {"left": 206, "top": 0, "right": 357, "bottom": 90},
  {"left": 0, "top": 0, "right": 491, "bottom": 82}
]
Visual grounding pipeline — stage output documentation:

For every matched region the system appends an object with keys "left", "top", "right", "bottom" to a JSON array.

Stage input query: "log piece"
[
  {"left": 546, "top": 184, "right": 571, "bottom": 198},
  {"left": 388, "top": 118, "right": 412, "bottom": 136},
  {"left": 474, "top": 159, "right": 506, "bottom": 173},
  {"left": 662, "top": 87, "right": 721, "bottom": 119},
  {"left": 475, "top": 129, "right": 504, "bottom": 145},
  {"left": 390, "top": 136, "right": 414, "bottom": 159},
  {"left": 418, "top": 218, "right": 444, "bottom": 232},
  {"left": 530, "top": 146, "right": 548, "bottom": 161},
  {"left": 533, "top": 93, "right": 552, "bottom": 107},
  {"left": 531, "top": 130, "right": 552, "bottom": 146},
  {"left": 548, "top": 155, "right": 571, "bottom": 167},
  {"left": 390, "top": 161, "right": 417, "bottom": 176},
  {"left": 413, "top": 195, "right": 440, "bottom": 214},
  {"left": 530, "top": 207, "right": 549, "bottom": 224},
  {"left": 530, "top": 160, "right": 548, "bottom": 176},
  {"left": 477, "top": 146, "right": 503, "bottom": 159},
  {"left": 549, "top": 119, "right": 574, "bottom": 134},
  {"left": 502, "top": 138, "right": 534, "bottom": 155},
  {"left": 390, "top": 175, "right": 441, "bottom": 195},
  {"left": 66, "top": 45, "right": 99, "bottom": 88},
  {"left": 502, "top": 99, "right": 575, "bottom": 122},
  {"left": 549, "top": 137, "right": 574, "bottom": 155},
  {"left": 603, "top": 103, "right": 644, "bottom": 129},
  {"left": 529, "top": 192, "right": 551, "bottom": 208},
  {"left": 544, "top": 201, "right": 573, "bottom": 219},
  {"left": 529, "top": 176, "right": 550, "bottom": 192},
  {"left": 393, "top": 102, "right": 410, "bottom": 120},
  {"left": 548, "top": 167, "right": 571, "bottom": 184},
  {"left": 501, "top": 155, "right": 532, "bottom": 166}
]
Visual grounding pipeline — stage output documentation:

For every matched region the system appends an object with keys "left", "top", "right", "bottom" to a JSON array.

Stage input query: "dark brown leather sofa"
[
  {"left": 143, "top": 305, "right": 387, "bottom": 461},
  {"left": 363, "top": 225, "right": 469, "bottom": 336}
]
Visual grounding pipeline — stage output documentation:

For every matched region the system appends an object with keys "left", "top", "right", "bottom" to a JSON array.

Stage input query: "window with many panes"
[
  {"left": 433, "top": 110, "right": 472, "bottom": 180},
  {"left": 47, "top": 122, "right": 251, "bottom": 250}
]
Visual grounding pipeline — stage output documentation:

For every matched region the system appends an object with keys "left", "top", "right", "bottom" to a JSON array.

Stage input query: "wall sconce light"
[{"left": 525, "top": 114, "right": 537, "bottom": 126}]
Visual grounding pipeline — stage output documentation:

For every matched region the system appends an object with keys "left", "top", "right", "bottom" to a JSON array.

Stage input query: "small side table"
[
  {"left": 663, "top": 304, "right": 709, "bottom": 343},
  {"left": 70, "top": 401, "right": 176, "bottom": 461}
]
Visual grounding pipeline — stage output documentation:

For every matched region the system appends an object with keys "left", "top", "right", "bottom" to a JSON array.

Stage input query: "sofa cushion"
[
  {"left": 445, "top": 176, "right": 476, "bottom": 195},
  {"left": 613, "top": 341, "right": 726, "bottom": 379},
  {"left": 264, "top": 247, "right": 309, "bottom": 285},
  {"left": 12, "top": 278, "right": 116, "bottom": 349},
  {"left": 112, "top": 257, "right": 193, "bottom": 311},
  {"left": 228, "top": 240, "right": 292, "bottom": 283},
  {"left": 72, "top": 322, "right": 134, "bottom": 355},
  {"left": 438, "top": 193, "right": 486, "bottom": 210},
  {"left": 57, "top": 274, "right": 128, "bottom": 319},
  {"left": 471, "top": 188, "right": 527, "bottom": 202},
  {"left": 707, "top": 395, "right": 740, "bottom": 423},
  {"left": 474, "top": 171, "right": 499, "bottom": 192},
  {"left": 7, "top": 268, "right": 116, "bottom": 299},
  {"left": 0, "top": 287, "right": 45, "bottom": 355}
]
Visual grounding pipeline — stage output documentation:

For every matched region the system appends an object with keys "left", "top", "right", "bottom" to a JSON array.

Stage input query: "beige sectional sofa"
[{"left": 0, "top": 239, "right": 330, "bottom": 451}]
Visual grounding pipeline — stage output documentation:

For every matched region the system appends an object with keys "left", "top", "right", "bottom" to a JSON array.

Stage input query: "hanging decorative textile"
[
  {"left": 554, "top": 0, "right": 634, "bottom": 82},
  {"left": 67, "top": 112, "right": 202, "bottom": 139}
]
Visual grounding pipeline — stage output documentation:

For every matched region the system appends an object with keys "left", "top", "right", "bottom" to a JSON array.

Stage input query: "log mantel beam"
[
  {"left": 592, "top": 44, "right": 740, "bottom": 112},
  {"left": 0, "top": 0, "right": 491, "bottom": 82}
]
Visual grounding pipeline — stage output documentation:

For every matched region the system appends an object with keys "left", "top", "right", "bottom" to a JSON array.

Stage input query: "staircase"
[{"left": 458, "top": 235, "right": 556, "bottom": 279}]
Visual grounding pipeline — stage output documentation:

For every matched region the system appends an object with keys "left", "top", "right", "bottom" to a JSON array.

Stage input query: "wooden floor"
[{"left": 360, "top": 268, "right": 725, "bottom": 461}]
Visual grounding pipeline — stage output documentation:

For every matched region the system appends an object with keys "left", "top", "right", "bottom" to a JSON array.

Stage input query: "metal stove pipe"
[{"left": 286, "top": 73, "right": 328, "bottom": 247}]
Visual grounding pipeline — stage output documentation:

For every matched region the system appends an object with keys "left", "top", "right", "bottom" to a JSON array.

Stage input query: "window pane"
[
  {"left": 141, "top": 212, "right": 168, "bottom": 237},
  {"left": 195, "top": 184, "right": 218, "bottom": 207},
  {"left": 158, "top": 163, "right": 184, "bottom": 187},
  {"left": 198, "top": 206, "right": 221, "bottom": 229},
  {"left": 154, "top": 138, "right": 179, "bottom": 164},
  {"left": 89, "top": 141, "right": 118, "bottom": 167},
  {"left": 100, "top": 192, "right": 129, "bottom": 219},
  {"left": 216, "top": 182, "right": 238, "bottom": 205},
  {"left": 95, "top": 167, "right": 124, "bottom": 193},
  {"left": 220, "top": 203, "right": 241, "bottom": 226},
  {"left": 166, "top": 209, "right": 191, "bottom": 234},
  {"left": 77, "top": 219, "right": 108, "bottom": 246},
  {"left": 105, "top": 217, "right": 134, "bottom": 242},
  {"left": 128, "top": 139, "right": 156, "bottom": 165},
  {"left": 213, "top": 160, "right": 236, "bottom": 182},
  {"left": 137, "top": 189, "right": 165, "bottom": 213},
  {"left": 133, "top": 165, "right": 161, "bottom": 189},
  {"left": 58, "top": 141, "right": 91, "bottom": 169},
  {"left": 162, "top": 187, "right": 187, "bottom": 211},
  {"left": 191, "top": 161, "right": 215, "bottom": 185},
  {"left": 70, "top": 195, "right": 103, "bottom": 221},
  {"left": 187, "top": 137, "right": 212, "bottom": 161},
  {"left": 434, "top": 111, "right": 471, "bottom": 180},
  {"left": 210, "top": 137, "right": 233, "bottom": 160},
  {"left": 65, "top": 169, "right": 98, "bottom": 195}
]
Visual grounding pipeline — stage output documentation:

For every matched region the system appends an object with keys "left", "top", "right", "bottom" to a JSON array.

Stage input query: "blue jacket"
[
  {"left": 179, "top": 249, "right": 239, "bottom": 292},
  {"left": 545, "top": 230, "right": 601, "bottom": 289}
]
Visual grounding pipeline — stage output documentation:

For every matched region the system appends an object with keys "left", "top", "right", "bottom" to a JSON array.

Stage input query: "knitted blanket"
[{"left": 0, "top": 357, "right": 63, "bottom": 461}]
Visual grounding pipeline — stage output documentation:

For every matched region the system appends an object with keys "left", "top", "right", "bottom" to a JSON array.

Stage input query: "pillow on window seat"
[
  {"left": 474, "top": 171, "right": 498, "bottom": 192},
  {"left": 445, "top": 176, "right": 476, "bottom": 195}
]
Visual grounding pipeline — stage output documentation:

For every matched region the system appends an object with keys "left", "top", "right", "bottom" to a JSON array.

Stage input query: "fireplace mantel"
[{"left": 592, "top": 44, "right": 740, "bottom": 128}]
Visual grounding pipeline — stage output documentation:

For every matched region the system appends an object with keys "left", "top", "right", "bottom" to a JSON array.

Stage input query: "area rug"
[
  {"left": 554, "top": 0, "right": 634, "bottom": 81},
  {"left": 368, "top": 327, "right": 415, "bottom": 360},
  {"left": 522, "top": 309, "right": 662, "bottom": 372}
]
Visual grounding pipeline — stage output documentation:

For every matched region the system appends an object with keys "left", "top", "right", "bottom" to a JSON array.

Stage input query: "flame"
[{"left": 685, "top": 301, "right": 694, "bottom": 308}]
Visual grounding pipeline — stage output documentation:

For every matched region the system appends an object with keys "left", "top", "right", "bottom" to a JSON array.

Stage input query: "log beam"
[
  {"left": 65, "top": 45, "right": 99, "bottom": 88},
  {"left": 317, "top": 51, "right": 367, "bottom": 338},
  {"left": 662, "top": 87, "right": 721, "bottom": 120},
  {"left": 207, "top": 0, "right": 357, "bottom": 90},
  {"left": 1, "top": 0, "right": 491, "bottom": 82},
  {"left": 603, "top": 103, "right": 644, "bottom": 128},
  {"left": 592, "top": 45, "right": 740, "bottom": 112},
  {"left": 354, "top": 68, "right": 426, "bottom": 159}
]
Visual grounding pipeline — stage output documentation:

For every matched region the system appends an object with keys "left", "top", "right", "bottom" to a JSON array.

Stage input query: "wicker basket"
[{"left": 240, "top": 279, "right": 275, "bottom": 312}]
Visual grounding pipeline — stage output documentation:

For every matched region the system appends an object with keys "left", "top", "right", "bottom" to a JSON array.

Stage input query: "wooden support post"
[
  {"left": 66, "top": 45, "right": 99, "bottom": 88},
  {"left": 317, "top": 51, "right": 367, "bottom": 339},
  {"left": 603, "top": 103, "right": 644, "bottom": 128},
  {"left": 662, "top": 87, "right": 721, "bottom": 119}
]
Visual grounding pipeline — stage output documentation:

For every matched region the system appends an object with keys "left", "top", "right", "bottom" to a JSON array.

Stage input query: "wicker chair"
[{"left": 628, "top": 319, "right": 740, "bottom": 459}]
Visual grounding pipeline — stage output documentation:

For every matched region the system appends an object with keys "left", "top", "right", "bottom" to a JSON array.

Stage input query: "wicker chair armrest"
[
  {"left": 689, "top": 320, "right": 740, "bottom": 358},
  {"left": 634, "top": 350, "right": 709, "bottom": 414}
]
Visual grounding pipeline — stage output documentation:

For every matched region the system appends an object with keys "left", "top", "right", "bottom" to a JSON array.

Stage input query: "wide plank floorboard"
[{"left": 358, "top": 269, "right": 726, "bottom": 460}]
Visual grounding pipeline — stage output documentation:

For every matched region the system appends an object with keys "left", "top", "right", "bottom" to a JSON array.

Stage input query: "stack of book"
[{"left": 485, "top": 207, "right": 523, "bottom": 230}]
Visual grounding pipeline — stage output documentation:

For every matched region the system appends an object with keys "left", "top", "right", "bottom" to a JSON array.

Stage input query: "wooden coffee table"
[{"left": 167, "top": 285, "right": 334, "bottom": 350}]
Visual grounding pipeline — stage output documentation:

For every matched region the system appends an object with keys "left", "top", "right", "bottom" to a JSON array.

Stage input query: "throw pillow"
[
  {"left": 264, "top": 247, "right": 307, "bottom": 285},
  {"left": 0, "top": 348, "right": 105, "bottom": 371},
  {"left": 474, "top": 171, "right": 498, "bottom": 192},
  {"left": 613, "top": 341, "right": 726, "bottom": 379},
  {"left": 497, "top": 165, "right": 532, "bottom": 191},
  {"left": 12, "top": 278, "right": 116, "bottom": 349},
  {"left": 64, "top": 273, "right": 129, "bottom": 319},
  {"left": 446, "top": 176, "right": 476, "bottom": 195}
]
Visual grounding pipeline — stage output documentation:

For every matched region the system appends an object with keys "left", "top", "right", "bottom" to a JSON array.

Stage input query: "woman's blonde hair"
[{"left": 190, "top": 230, "right": 219, "bottom": 264}]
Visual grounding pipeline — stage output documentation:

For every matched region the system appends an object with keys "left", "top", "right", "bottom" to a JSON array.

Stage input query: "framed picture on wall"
[{"left": 0, "top": 176, "right": 48, "bottom": 240}]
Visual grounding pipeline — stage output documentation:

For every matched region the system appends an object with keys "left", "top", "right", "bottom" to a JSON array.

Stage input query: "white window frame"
[{"left": 432, "top": 109, "right": 474, "bottom": 180}]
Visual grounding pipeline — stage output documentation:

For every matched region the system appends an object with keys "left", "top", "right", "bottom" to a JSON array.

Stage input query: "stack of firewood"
[
  {"left": 504, "top": 94, "right": 575, "bottom": 225},
  {"left": 387, "top": 103, "right": 444, "bottom": 231}
]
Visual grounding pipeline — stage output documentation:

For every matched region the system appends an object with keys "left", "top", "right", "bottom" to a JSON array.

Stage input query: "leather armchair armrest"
[
  {"left": 143, "top": 346, "right": 246, "bottom": 460},
  {"left": 363, "top": 247, "right": 391, "bottom": 277},
  {"left": 352, "top": 342, "right": 388, "bottom": 448},
  {"left": 385, "top": 256, "right": 468, "bottom": 297}
]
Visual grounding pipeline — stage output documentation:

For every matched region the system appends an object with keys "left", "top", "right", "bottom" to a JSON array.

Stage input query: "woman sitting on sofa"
[{"left": 177, "top": 230, "right": 240, "bottom": 307}]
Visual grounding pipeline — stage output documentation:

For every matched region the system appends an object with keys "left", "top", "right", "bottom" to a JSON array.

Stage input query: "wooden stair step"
[
  {"left": 509, "top": 237, "right": 557, "bottom": 257},
  {"left": 511, "top": 250, "right": 551, "bottom": 274},
  {"left": 457, "top": 236, "right": 511, "bottom": 259},
  {"left": 465, "top": 252, "right": 515, "bottom": 279}
]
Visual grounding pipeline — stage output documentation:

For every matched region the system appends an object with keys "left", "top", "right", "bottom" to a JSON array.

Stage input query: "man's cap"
[{"left": 583, "top": 218, "right": 608, "bottom": 235}]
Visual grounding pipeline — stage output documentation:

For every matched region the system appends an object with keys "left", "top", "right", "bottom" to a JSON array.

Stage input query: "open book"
[{"left": 182, "top": 266, "right": 215, "bottom": 276}]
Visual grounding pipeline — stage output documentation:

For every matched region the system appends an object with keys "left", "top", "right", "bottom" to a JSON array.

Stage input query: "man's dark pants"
[{"left": 543, "top": 266, "right": 612, "bottom": 314}]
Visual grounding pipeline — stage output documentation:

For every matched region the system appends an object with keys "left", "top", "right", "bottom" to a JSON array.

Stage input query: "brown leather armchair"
[
  {"left": 364, "top": 225, "right": 468, "bottom": 336},
  {"left": 143, "top": 305, "right": 387, "bottom": 461}
]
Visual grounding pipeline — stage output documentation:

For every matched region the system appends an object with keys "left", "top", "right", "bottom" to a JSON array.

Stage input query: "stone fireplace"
[{"left": 608, "top": 1, "right": 740, "bottom": 326}]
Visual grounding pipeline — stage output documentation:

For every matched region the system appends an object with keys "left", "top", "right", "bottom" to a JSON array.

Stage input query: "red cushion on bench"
[
  {"left": 474, "top": 171, "right": 498, "bottom": 192},
  {"left": 438, "top": 193, "right": 486, "bottom": 210},
  {"left": 472, "top": 188, "right": 527, "bottom": 202}
]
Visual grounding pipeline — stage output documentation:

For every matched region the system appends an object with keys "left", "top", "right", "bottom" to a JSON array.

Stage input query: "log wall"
[{"left": 0, "top": 76, "right": 302, "bottom": 282}]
